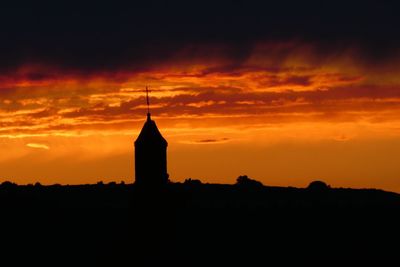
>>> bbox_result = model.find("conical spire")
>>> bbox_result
[135,118,167,146]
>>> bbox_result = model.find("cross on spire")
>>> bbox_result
[146,86,151,120]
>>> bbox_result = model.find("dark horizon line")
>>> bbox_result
[0,179,396,194]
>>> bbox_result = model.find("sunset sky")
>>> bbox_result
[1,1,400,191]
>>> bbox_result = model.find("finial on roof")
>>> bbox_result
[146,86,151,120]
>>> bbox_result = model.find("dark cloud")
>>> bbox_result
[28,108,57,119]
[0,1,399,72]
[194,138,230,143]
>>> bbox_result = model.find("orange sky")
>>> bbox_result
[1,43,400,192]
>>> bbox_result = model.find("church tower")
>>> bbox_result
[134,87,168,185]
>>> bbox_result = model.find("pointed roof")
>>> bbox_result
[135,113,167,146]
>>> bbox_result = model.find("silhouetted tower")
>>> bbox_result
[134,87,168,185]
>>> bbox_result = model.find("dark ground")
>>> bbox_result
[0,182,399,266]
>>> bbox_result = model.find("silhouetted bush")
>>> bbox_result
[235,175,263,188]
[307,180,330,191]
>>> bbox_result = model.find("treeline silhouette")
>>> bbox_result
[0,177,399,266]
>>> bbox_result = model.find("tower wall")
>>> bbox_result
[134,143,168,185]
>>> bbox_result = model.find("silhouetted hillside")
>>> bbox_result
[0,181,399,266]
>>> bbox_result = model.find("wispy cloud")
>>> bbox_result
[26,143,50,150]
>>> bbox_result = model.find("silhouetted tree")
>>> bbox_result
[307,180,330,191]
[184,178,202,186]
[0,181,17,189]
[235,175,263,188]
